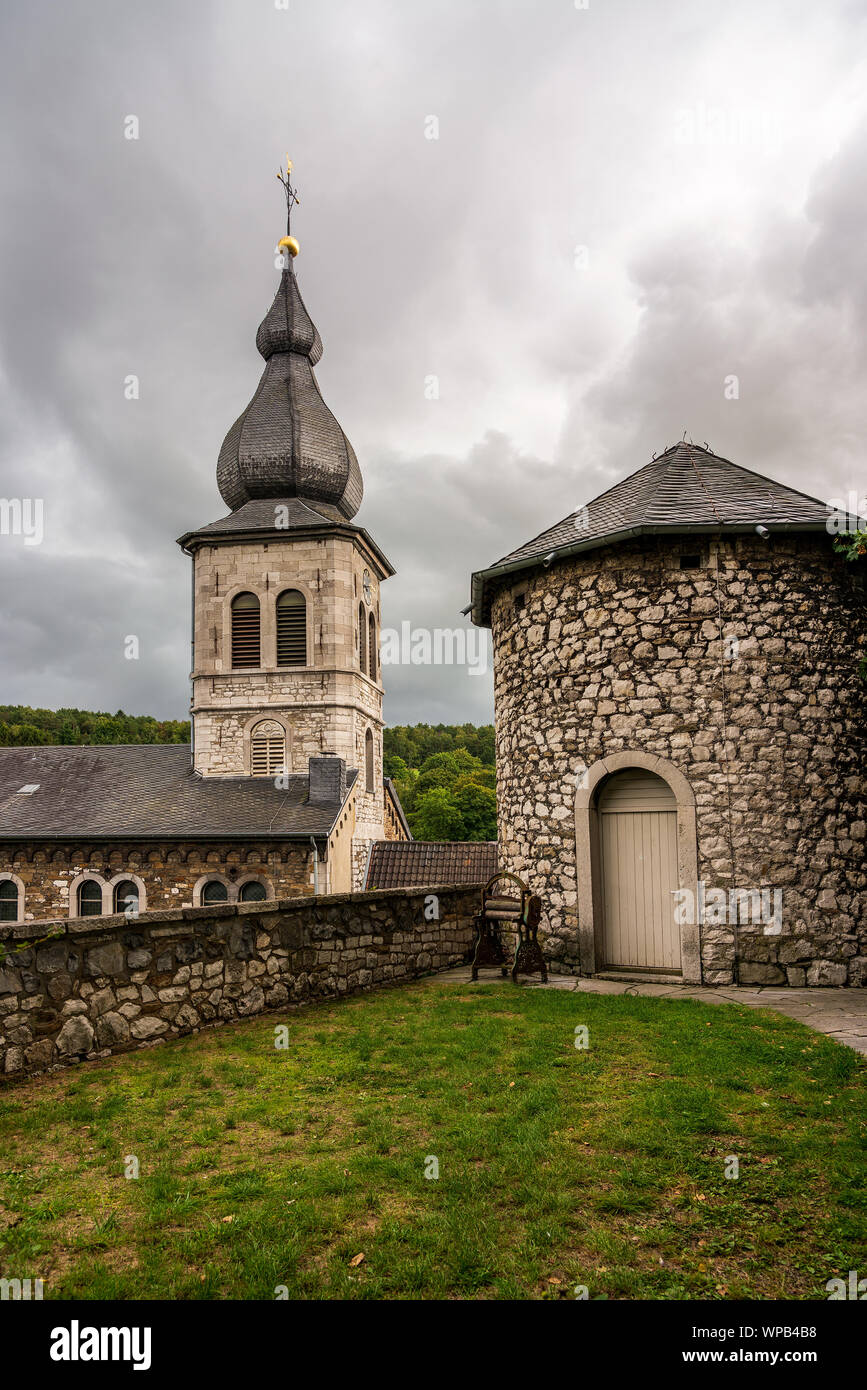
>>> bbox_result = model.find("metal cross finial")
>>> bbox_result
[276,154,301,235]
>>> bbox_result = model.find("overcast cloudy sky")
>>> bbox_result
[1,0,865,728]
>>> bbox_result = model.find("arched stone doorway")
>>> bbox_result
[598,770,679,971]
[575,752,701,983]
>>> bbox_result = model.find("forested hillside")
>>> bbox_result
[383,723,497,842]
[0,705,190,746]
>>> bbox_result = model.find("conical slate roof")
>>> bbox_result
[216,264,363,520]
[470,442,836,624]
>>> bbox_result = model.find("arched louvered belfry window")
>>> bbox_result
[0,879,19,922]
[251,719,287,777]
[365,727,374,792]
[231,592,260,668]
[78,879,103,917]
[368,612,377,681]
[276,589,307,666]
[358,604,367,674]
[113,880,139,915]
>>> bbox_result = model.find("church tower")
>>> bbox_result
[178,161,394,883]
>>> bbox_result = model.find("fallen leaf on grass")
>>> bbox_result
[349,1252,365,1268]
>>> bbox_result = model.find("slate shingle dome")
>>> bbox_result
[216,263,363,521]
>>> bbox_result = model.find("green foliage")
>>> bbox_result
[383,723,494,775]
[0,705,190,746]
[451,780,498,840]
[383,730,497,841]
[833,530,867,563]
[409,786,465,840]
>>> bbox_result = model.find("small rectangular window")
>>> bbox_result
[514,592,526,610]
[679,555,702,570]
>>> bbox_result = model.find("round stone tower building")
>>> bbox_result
[470,442,867,987]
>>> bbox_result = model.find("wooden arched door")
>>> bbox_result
[598,769,680,972]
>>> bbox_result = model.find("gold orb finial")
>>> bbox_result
[278,235,300,258]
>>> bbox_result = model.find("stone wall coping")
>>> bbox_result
[0,882,483,944]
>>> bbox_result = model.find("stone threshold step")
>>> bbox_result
[593,971,684,985]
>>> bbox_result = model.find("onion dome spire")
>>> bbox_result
[216,157,363,520]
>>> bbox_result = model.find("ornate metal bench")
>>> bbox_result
[471,871,547,984]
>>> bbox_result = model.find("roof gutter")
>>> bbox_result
[469,520,832,627]
[0,832,334,844]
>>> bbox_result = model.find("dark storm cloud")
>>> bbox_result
[1,0,865,724]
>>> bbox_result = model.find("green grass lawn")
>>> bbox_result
[0,978,864,1300]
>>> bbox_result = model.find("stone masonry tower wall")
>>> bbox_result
[189,528,387,866]
[490,533,867,986]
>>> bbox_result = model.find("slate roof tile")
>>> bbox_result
[0,745,354,840]
[470,442,842,623]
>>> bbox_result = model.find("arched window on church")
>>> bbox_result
[231,592,260,668]
[251,719,287,777]
[276,589,307,666]
[358,604,367,674]
[365,727,374,792]
[78,879,103,917]
[239,880,267,902]
[113,880,139,915]
[368,612,377,682]
[201,880,229,905]
[0,879,20,922]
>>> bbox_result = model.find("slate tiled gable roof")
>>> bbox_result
[365,840,497,890]
[0,745,354,840]
[470,442,838,624]
[185,497,336,537]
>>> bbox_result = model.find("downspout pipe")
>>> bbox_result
[313,838,321,895]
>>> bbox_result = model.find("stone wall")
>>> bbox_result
[0,884,478,1078]
[490,534,866,985]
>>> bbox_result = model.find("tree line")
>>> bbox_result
[0,705,190,746]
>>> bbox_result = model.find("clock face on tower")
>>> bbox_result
[362,569,372,605]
